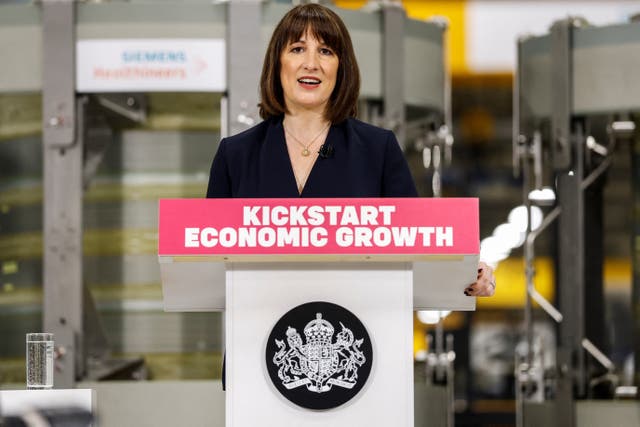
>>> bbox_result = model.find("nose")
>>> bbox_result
[302,51,319,70]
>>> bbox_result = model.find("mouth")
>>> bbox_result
[297,77,321,85]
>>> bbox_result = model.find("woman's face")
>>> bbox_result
[279,30,339,116]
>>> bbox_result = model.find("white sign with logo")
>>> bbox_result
[76,39,225,92]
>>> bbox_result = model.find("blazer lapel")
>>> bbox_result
[259,118,300,197]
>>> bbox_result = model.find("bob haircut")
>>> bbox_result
[259,4,360,124]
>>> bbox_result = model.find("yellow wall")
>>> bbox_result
[478,257,555,309]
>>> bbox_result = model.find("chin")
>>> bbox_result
[293,99,329,111]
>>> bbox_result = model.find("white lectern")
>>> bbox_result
[159,198,478,427]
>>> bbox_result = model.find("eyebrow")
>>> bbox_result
[291,39,329,48]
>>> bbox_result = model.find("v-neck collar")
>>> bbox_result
[267,118,334,197]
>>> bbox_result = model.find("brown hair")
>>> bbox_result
[259,4,360,124]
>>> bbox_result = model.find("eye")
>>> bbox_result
[319,47,334,56]
[290,45,304,53]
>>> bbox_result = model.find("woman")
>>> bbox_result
[207,3,495,296]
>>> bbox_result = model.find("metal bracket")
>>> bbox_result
[42,0,75,149]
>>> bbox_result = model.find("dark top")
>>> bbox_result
[206,117,418,198]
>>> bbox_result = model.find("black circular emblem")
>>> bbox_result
[265,301,373,410]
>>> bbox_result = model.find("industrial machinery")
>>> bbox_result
[0,1,452,424]
[513,15,640,427]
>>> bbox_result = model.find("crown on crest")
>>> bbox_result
[304,313,334,345]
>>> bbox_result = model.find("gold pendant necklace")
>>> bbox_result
[284,121,330,157]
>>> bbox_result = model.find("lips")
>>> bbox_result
[297,77,321,85]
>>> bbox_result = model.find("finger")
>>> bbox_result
[479,281,496,297]
[467,278,495,296]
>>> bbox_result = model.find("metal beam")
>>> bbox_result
[42,0,82,389]
[227,0,262,137]
[550,19,573,171]
[632,119,640,391]
[382,3,405,148]
[551,20,582,425]
[555,124,586,427]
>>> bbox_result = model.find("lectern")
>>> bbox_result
[159,198,478,426]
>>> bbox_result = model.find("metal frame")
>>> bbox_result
[550,20,573,170]
[515,15,640,427]
[382,3,405,148]
[227,0,262,137]
[554,133,584,426]
[633,123,640,390]
[42,0,82,389]
[41,2,149,387]
[29,0,450,390]
[518,21,640,119]
[551,20,582,427]
[1,2,444,110]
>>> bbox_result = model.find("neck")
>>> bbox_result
[283,110,330,137]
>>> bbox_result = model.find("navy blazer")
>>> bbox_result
[206,117,418,198]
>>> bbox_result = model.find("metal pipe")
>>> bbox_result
[525,206,563,325]
[610,120,636,134]
[515,360,526,427]
[446,333,455,427]
[575,123,587,398]
[581,121,619,191]
[529,286,563,323]
[526,206,562,247]
[580,154,613,191]
[432,145,442,198]
[512,38,523,178]
[632,121,640,393]
[95,96,145,123]
[435,313,445,382]
[514,40,525,427]
[533,131,543,190]
[523,152,534,370]
[581,338,614,372]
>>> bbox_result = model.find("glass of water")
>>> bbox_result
[26,333,54,390]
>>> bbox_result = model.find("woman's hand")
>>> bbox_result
[465,261,496,297]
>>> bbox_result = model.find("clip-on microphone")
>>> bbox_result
[318,144,334,159]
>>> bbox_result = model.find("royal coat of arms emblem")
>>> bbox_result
[273,313,366,393]
[266,301,373,410]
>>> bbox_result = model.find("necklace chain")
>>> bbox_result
[293,158,315,194]
[283,121,330,157]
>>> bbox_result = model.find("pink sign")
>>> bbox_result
[158,198,479,257]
